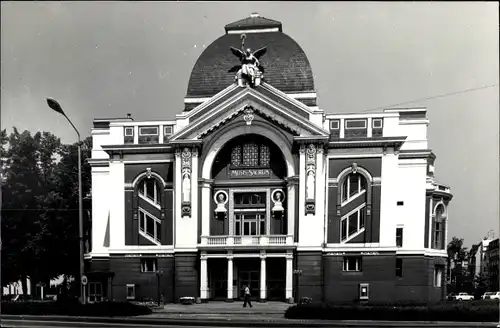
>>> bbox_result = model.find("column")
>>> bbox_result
[285,253,293,300]
[287,182,296,241]
[316,146,325,245]
[227,255,233,301]
[298,145,306,222]
[200,253,208,300]
[201,180,211,241]
[260,253,267,302]
[174,149,181,246]
[191,148,198,222]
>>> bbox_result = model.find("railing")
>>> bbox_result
[201,235,293,247]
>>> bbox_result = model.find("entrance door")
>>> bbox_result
[239,270,259,299]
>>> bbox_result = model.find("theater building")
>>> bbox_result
[86,13,453,304]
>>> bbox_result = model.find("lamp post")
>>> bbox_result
[293,269,302,302]
[156,270,163,305]
[46,98,85,304]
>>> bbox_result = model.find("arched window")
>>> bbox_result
[139,179,161,206]
[433,204,446,250]
[341,173,367,204]
[137,178,162,245]
[231,142,271,167]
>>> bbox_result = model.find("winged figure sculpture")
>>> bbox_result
[229,40,267,87]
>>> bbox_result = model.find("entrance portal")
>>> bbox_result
[238,270,259,300]
[207,257,287,301]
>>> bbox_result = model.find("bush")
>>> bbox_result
[179,296,195,305]
[299,297,313,305]
[2,301,153,317]
[284,301,498,322]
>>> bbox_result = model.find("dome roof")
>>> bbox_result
[185,14,315,100]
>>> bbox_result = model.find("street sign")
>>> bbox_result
[81,275,88,286]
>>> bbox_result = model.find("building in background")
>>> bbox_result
[485,238,498,291]
[85,13,453,304]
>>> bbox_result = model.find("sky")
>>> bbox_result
[1,2,499,248]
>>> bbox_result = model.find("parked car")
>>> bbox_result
[454,292,474,301]
[9,294,35,302]
[446,293,455,301]
[482,292,500,300]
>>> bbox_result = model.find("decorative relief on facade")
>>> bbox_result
[214,190,229,219]
[146,168,152,179]
[271,189,285,218]
[243,106,255,125]
[305,143,317,215]
[181,147,192,217]
[351,163,358,174]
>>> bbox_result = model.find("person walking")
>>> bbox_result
[243,285,253,308]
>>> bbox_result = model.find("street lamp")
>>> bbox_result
[46,98,85,304]
[156,270,163,305]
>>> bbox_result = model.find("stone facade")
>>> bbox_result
[86,13,452,304]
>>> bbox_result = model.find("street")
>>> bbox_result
[1,316,498,328]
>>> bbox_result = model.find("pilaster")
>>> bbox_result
[260,251,267,302]
[227,253,234,301]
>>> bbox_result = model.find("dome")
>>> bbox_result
[185,13,315,101]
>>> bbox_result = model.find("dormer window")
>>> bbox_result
[164,126,173,136]
[124,127,134,136]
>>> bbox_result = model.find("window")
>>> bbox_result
[343,257,362,272]
[139,179,160,206]
[341,205,366,242]
[231,142,271,167]
[434,267,443,287]
[330,120,340,130]
[433,205,446,249]
[397,201,404,206]
[396,228,403,247]
[372,119,383,129]
[234,213,266,236]
[260,145,270,167]
[345,119,367,129]
[139,209,161,244]
[396,258,403,277]
[124,127,134,136]
[88,282,103,303]
[234,192,266,206]
[341,174,367,204]
[139,126,159,136]
[141,258,158,272]
[242,143,259,166]
[126,284,136,300]
[164,126,173,135]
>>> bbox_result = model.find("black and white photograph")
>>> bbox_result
[0,2,498,327]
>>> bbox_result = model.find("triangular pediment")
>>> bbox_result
[170,83,329,142]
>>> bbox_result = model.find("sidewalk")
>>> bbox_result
[156,301,290,315]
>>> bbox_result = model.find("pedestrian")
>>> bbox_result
[243,284,252,308]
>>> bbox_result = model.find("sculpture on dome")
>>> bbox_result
[230,34,267,87]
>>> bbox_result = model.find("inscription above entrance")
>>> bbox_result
[230,168,271,178]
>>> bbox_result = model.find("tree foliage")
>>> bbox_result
[1,128,91,291]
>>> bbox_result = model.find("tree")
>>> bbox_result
[446,237,471,293]
[37,136,92,282]
[1,129,92,295]
[1,128,61,290]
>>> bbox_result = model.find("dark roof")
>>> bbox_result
[185,15,315,100]
[225,14,282,32]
